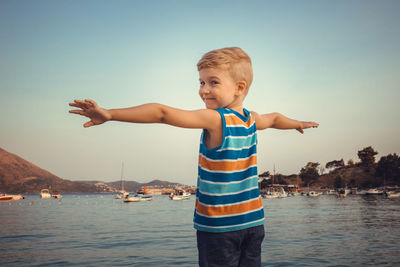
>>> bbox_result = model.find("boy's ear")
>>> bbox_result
[236,80,247,96]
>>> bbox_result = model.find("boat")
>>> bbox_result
[386,191,400,199]
[0,193,24,201]
[353,189,368,195]
[325,189,337,195]
[169,189,191,200]
[52,192,62,199]
[40,189,51,198]
[337,188,350,198]
[307,191,322,197]
[114,162,129,199]
[365,188,384,195]
[262,187,287,199]
[123,193,154,202]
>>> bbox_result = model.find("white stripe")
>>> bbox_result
[226,122,255,129]
[195,206,264,219]
[197,196,261,208]
[198,186,259,196]
[194,217,265,230]
[199,175,258,185]
[199,164,257,174]
[217,143,256,152]
[226,132,256,139]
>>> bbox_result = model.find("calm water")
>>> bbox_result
[1,194,399,266]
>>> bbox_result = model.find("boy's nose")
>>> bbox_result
[200,86,210,94]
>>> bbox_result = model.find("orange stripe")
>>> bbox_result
[225,115,254,127]
[196,197,263,216]
[199,154,257,171]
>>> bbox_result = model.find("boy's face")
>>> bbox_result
[198,68,241,110]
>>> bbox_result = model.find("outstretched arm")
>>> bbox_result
[69,99,220,130]
[250,111,319,133]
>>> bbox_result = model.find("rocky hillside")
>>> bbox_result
[0,147,189,193]
[0,147,100,193]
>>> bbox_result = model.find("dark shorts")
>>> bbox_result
[197,225,265,267]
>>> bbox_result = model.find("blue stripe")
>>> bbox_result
[194,209,264,227]
[194,219,265,233]
[199,177,259,195]
[198,166,258,183]
[226,124,256,136]
[197,187,261,205]
[221,134,257,150]
[200,143,257,160]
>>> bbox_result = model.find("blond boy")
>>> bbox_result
[69,47,318,266]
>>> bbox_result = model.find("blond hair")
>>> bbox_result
[197,47,253,90]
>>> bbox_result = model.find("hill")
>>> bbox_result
[0,147,189,193]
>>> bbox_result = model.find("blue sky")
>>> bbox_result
[1,0,399,185]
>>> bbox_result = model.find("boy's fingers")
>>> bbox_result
[69,102,81,108]
[84,121,94,128]
[85,99,97,108]
[69,109,87,116]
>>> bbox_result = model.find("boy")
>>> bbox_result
[69,47,318,266]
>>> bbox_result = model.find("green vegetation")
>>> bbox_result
[260,146,400,189]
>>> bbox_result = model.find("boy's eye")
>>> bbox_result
[211,80,219,85]
[200,81,205,86]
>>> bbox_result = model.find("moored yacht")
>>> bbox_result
[123,193,154,202]
[169,189,191,200]
[365,188,384,195]
[0,193,24,201]
[40,189,51,198]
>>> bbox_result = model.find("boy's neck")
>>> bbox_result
[225,104,245,116]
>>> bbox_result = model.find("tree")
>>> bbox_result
[347,159,354,166]
[325,159,345,170]
[333,175,344,188]
[357,146,378,166]
[258,171,270,178]
[376,153,400,183]
[299,162,320,186]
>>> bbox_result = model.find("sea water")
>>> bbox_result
[1,194,399,266]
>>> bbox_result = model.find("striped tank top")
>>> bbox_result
[194,108,265,233]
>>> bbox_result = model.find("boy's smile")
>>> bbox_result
[198,68,243,112]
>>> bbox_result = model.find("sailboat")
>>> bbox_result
[114,162,129,199]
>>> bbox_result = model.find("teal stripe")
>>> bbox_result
[194,219,265,233]
[199,177,258,195]
[221,134,257,149]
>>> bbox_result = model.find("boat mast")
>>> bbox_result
[273,164,276,184]
[121,162,125,191]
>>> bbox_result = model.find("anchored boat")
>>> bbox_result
[169,189,191,200]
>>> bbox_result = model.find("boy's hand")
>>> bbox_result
[69,99,112,128]
[296,121,319,134]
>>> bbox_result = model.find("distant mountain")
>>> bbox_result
[0,147,191,194]
[0,147,99,193]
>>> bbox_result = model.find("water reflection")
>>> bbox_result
[1,194,400,266]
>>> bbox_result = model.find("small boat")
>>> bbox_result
[40,189,51,198]
[169,189,191,200]
[262,191,279,199]
[123,193,154,202]
[307,191,322,197]
[365,188,384,195]
[354,189,368,195]
[386,191,400,199]
[114,190,129,199]
[52,192,62,199]
[262,187,287,199]
[326,189,337,195]
[114,162,129,199]
[337,188,350,198]
[0,193,24,201]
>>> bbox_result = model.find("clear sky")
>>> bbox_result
[1,0,399,185]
